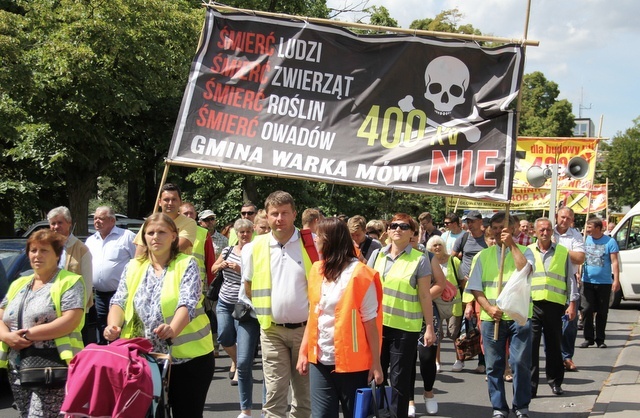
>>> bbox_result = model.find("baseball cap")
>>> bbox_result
[463,210,483,221]
[198,209,216,221]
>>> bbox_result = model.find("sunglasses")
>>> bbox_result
[241,211,256,216]
[203,217,216,222]
[389,223,411,231]
[443,221,451,225]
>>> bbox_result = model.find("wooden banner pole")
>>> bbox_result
[494,201,511,339]
[206,3,539,46]
[153,161,172,215]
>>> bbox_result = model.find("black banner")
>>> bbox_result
[168,9,525,200]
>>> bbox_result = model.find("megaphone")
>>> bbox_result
[526,165,552,188]
[565,156,589,179]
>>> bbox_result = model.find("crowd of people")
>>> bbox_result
[0,185,621,418]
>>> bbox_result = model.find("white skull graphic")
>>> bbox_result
[424,56,470,116]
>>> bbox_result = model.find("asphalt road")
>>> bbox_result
[1,301,638,417]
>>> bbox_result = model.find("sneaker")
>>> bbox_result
[436,362,441,373]
[408,403,416,418]
[580,340,594,348]
[474,364,486,374]
[424,396,438,415]
[452,360,464,372]
[237,414,251,418]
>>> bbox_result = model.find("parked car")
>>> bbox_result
[0,238,31,300]
[610,201,640,307]
[22,216,144,238]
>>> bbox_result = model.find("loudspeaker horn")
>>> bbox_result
[526,165,552,188]
[565,156,589,179]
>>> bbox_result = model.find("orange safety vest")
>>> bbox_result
[306,261,382,373]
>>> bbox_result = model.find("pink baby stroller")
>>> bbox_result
[61,337,171,418]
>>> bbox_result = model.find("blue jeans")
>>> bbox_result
[216,300,238,347]
[237,316,260,411]
[309,362,368,418]
[481,319,532,416]
[561,312,578,360]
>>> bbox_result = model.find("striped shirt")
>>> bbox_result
[218,246,243,304]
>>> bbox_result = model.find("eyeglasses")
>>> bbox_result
[241,211,256,216]
[389,223,411,231]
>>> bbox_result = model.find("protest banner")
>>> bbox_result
[167,8,526,201]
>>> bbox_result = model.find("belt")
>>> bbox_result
[272,321,307,329]
[95,290,116,296]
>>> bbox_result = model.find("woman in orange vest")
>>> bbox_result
[297,217,383,418]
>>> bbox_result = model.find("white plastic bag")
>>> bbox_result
[496,265,532,326]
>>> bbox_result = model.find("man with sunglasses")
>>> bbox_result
[441,213,464,253]
[229,202,259,245]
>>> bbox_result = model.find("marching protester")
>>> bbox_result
[554,207,586,372]
[466,212,535,418]
[105,213,214,418]
[427,235,464,372]
[211,219,254,387]
[242,191,316,418]
[0,230,85,417]
[529,217,578,398]
[134,183,197,256]
[296,217,383,418]
[368,213,436,418]
[580,217,620,349]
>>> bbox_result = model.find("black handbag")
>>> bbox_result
[19,347,68,388]
[206,247,231,301]
[367,381,396,418]
[17,279,68,388]
[231,302,252,322]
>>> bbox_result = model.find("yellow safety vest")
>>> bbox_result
[0,270,85,368]
[250,233,312,330]
[122,254,213,359]
[192,226,208,284]
[476,245,533,322]
[373,248,424,332]
[528,243,569,306]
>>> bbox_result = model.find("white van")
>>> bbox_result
[609,200,640,307]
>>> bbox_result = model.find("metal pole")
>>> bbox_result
[549,164,559,222]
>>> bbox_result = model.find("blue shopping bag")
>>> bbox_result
[353,381,395,418]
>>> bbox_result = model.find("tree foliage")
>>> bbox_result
[1,0,203,234]
[518,71,575,137]
[603,117,640,207]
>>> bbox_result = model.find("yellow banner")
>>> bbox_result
[513,137,599,191]
[447,184,607,214]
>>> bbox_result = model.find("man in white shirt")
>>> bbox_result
[85,206,136,344]
[553,207,586,372]
[242,191,314,418]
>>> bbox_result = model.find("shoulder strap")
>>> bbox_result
[299,229,320,263]
[459,231,470,255]
[449,256,460,285]
[360,236,373,258]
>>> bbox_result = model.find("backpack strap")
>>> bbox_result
[359,236,373,259]
[299,229,320,263]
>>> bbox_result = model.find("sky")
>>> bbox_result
[326,0,640,139]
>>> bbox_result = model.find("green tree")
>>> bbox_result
[518,71,575,137]
[1,0,203,234]
[603,117,640,207]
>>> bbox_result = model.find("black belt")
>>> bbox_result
[273,321,307,329]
